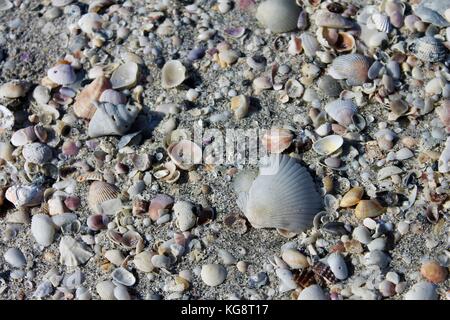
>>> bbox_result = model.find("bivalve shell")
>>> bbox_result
[31,214,56,247]
[96,280,116,300]
[0,80,27,99]
[371,13,392,32]
[325,99,357,127]
[161,60,186,89]
[354,199,386,219]
[409,36,447,63]
[255,0,301,33]
[200,264,227,286]
[404,281,438,300]
[261,128,293,154]
[47,63,76,86]
[329,54,371,86]
[327,252,348,280]
[73,76,111,119]
[6,185,43,208]
[4,248,26,268]
[313,135,344,156]
[420,261,448,284]
[167,140,202,170]
[298,285,328,300]
[281,249,309,269]
[340,187,364,207]
[59,236,93,267]
[111,267,136,286]
[88,102,139,138]
[87,181,120,214]
[173,200,197,232]
[110,62,139,90]
[22,143,52,164]
[316,11,353,29]
[148,194,174,221]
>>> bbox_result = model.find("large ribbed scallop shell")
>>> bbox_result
[409,36,447,63]
[88,102,139,138]
[88,181,120,214]
[328,54,371,86]
[325,99,357,127]
[235,154,323,233]
[256,0,301,33]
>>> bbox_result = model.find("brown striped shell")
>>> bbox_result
[87,181,120,214]
[329,54,371,86]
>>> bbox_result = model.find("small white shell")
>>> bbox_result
[47,64,76,85]
[298,285,328,300]
[167,140,202,170]
[200,264,227,286]
[104,249,125,266]
[4,248,26,268]
[377,165,403,180]
[6,184,43,208]
[78,12,102,34]
[352,225,372,244]
[404,281,438,300]
[88,102,139,138]
[59,236,93,267]
[161,60,186,89]
[31,214,56,247]
[0,80,27,99]
[133,251,155,273]
[0,105,14,131]
[327,252,348,280]
[96,280,116,300]
[22,143,52,164]
[110,62,139,90]
[111,267,136,286]
[313,135,344,156]
[173,200,197,231]
[256,0,301,33]
[325,99,357,127]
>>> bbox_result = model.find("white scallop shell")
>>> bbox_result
[161,60,186,89]
[6,184,44,208]
[31,214,56,247]
[0,105,14,130]
[256,0,301,33]
[88,102,139,138]
[371,13,392,33]
[235,154,323,233]
[47,64,76,85]
[111,267,136,286]
[22,142,53,164]
[325,99,357,127]
[59,236,93,267]
[110,62,139,90]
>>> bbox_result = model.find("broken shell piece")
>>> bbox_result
[47,63,76,86]
[313,135,344,156]
[285,79,304,98]
[99,89,127,105]
[88,102,139,138]
[6,185,43,208]
[161,60,186,89]
[148,194,174,221]
[0,105,14,131]
[87,181,120,214]
[230,95,250,119]
[377,166,403,180]
[167,140,202,170]
[73,76,111,119]
[261,128,294,154]
[59,236,93,267]
[173,200,197,231]
[110,62,139,90]
[316,10,353,29]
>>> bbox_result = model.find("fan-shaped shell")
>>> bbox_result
[47,63,76,85]
[371,13,392,33]
[409,36,447,63]
[414,0,450,27]
[261,128,294,154]
[73,76,112,119]
[161,60,186,89]
[255,0,301,33]
[329,54,371,86]
[88,102,139,138]
[59,236,93,267]
[167,140,202,170]
[0,104,14,131]
[299,32,319,57]
[235,154,323,233]
[315,11,353,29]
[325,99,357,127]
[87,181,120,214]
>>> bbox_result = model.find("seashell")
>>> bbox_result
[325,99,357,127]
[110,62,139,90]
[114,285,130,300]
[111,267,136,287]
[389,99,408,119]
[288,35,302,55]
[187,47,206,61]
[313,135,344,156]
[217,50,240,68]
[87,214,108,231]
[285,79,304,98]
[420,260,448,284]
[78,12,102,34]
[230,95,250,119]
[414,0,450,27]
[133,251,155,273]
[0,0,13,11]
[59,236,93,267]
[0,141,13,161]
[73,76,111,119]
[298,285,328,300]
[104,249,125,266]
[354,199,386,219]
[75,287,91,300]
[332,32,355,53]
[255,0,301,33]
[340,187,364,207]
[0,80,27,99]
[88,102,139,138]
[148,194,174,221]
[409,36,448,63]
[22,143,52,164]
[200,264,227,286]
[299,32,319,57]
[253,76,272,94]
[377,165,403,180]
[47,63,76,86]
[375,129,396,150]
[234,154,323,233]
[167,140,202,171]
[31,214,56,246]
[99,89,127,105]
[352,225,372,244]
[438,137,450,173]
[0,105,14,131]
[404,281,438,300]
[6,185,43,208]
[10,127,36,146]
[87,181,120,214]
[4,248,26,268]
[261,128,293,154]
[96,280,116,300]
[329,54,371,86]
[317,76,342,97]
[161,60,186,89]
[327,252,348,280]
[173,200,197,232]
[395,148,413,161]
[371,13,392,33]
[281,249,309,269]
[315,11,353,29]
[246,55,266,71]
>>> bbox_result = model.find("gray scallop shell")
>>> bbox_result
[409,36,448,63]
[414,0,450,27]
[88,102,139,138]
[371,13,392,33]
[300,32,320,57]
[329,54,371,86]
[234,154,323,233]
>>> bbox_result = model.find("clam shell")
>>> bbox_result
[6,185,43,208]
[261,128,294,154]
[78,12,102,34]
[87,214,108,231]
[299,32,319,57]
[99,89,127,105]
[111,267,136,286]
[329,54,371,86]
[313,135,344,156]
[0,105,14,131]
[96,280,116,300]
[73,76,111,119]
[88,102,139,138]
[113,285,130,300]
[255,0,301,33]
[173,200,197,231]
[200,264,227,286]
[236,154,323,233]
[87,181,120,214]
[0,80,27,99]
[161,60,186,89]
[298,285,328,300]
[371,13,392,32]
[404,281,438,300]
[409,36,447,63]
[325,99,357,127]
[414,0,450,27]
[377,165,403,180]
[110,62,139,90]
[59,236,93,267]
[105,249,125,266]
[315,11,353,29]
[167,140,202,170]
[22,143,52,164]
[327,252,348,280]
[31,214,56,247]
[333,32,355,53]
[4,248,26,268]
[281,249,309,269]
[133,251,155,273]
[230,95,250,119]
[11,127,36,146]
[340,187,364,207]
[47,63,76,85]
[148,194,174,221]
[354,199,386,219]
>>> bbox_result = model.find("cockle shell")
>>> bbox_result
[88,102,139,138]
[409,36,448,63]
[161,60,186,89]
[313,135,344,156]
[329,54,371,86]
[371,13,392,33]
[299,32,319,57]
[234,154,323,233]
[87,181,120,214]
[22,143,53,164]
[261,128,294,154]
[315,11,353,29]
[414,0,450,27]
[110,62,139,90]
[167,140,202,170]
[325,99,357,127]
[6,185,43,208]
[73,76,111,119]
[47,63,76,85]
[255,0,301,33]
[31,214,55,246]
[354,199,386,219]
[0,80,27,99]
[0,105,14,131]
[59,236,93,267]
[340,187,364,207]
[148,194,174,221]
